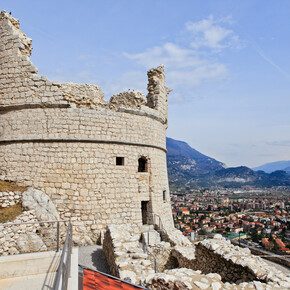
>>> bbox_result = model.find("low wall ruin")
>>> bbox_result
[103,226,290,289]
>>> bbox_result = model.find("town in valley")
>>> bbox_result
[171,186,290,255]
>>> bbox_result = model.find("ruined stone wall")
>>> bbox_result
[0,11,174,243]
[0,191,22,208]
[104,226,290,289]
[0,187,66,256]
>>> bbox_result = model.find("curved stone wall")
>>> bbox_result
[0,141,172,243]
[0,107,166,148]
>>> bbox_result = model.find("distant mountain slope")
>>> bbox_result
[166,138,225,182]
[197,167,290,188]
[253,160,290,173]
[167,137,290,188]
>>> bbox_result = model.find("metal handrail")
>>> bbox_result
[1,219,69,226]
[54,221,72,290]
[152,213,167,236]
[140,234,159,273]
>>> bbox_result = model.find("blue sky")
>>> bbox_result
[2,0,290,167]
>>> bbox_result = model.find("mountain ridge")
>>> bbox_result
[252,160,290,173]
[166,137,290,188]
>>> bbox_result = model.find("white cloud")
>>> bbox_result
[47,16,239,103]
[186,15,239,50]
[123,17,238,96]
[124,43,204,69]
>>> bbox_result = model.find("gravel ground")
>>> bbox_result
[78,245,110,274]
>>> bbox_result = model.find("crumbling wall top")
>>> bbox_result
[0,10,169,125]
[109,90,146,110]
[0,10,33,57]
[61,83,106,109]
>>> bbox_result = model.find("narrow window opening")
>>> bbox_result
[116,157,124,166]
[141,201,149,225]
[138,157,147,172]
[163,190,166,201]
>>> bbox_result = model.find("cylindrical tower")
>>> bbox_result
[0,11,174,244]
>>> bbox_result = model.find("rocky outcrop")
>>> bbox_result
[22,187,60,221]
[0,187,63,255]
[16,233,47,253]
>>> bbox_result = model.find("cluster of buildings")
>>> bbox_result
[171,189,290,254]
[262,237,290,253]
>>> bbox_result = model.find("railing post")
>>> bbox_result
[68,222,72,277]
[147,231,149,245]
[57,221,60,252]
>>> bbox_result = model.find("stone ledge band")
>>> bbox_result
[0,104,167,124]
[0,138,167,153]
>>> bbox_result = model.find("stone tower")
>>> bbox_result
[0,11,174,244]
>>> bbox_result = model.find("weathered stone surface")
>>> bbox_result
[16,233,47,253]
[103,224,155,284]
[0,209,39,255]
[0,191,22,207]
[194,237,290,288]
[145,268,226,290]
[22,188,60,221]
[110,90,146,109]
[61,82,106,109]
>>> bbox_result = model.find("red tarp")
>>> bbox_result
[83,268,143,290]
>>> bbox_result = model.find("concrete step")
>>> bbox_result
[0,272,57,290]
[0,248,78,290]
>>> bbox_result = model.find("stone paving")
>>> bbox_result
[78,245,110,274]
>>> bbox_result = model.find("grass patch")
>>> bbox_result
[0,180,27,192]
[0,203,23,223]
